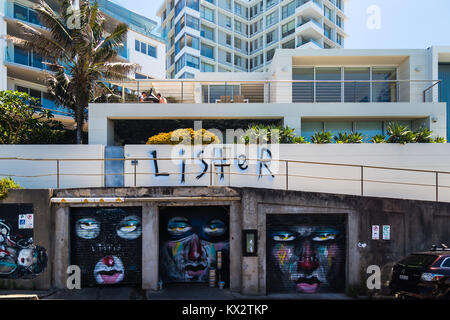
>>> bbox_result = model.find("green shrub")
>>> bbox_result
[371,134,387,144]
[0,178,21,200]
[311,131,333,144]
[386,122,415,144]
[433,136,447,143]
[241,125,300,144]
[292,136,309,144]
[348,132,364,144]
[414,127,433,143]
[334,132,349,144]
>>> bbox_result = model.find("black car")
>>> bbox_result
[389,245,450,298]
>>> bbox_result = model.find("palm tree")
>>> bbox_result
[7,0,139,144]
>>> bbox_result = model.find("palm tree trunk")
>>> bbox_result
[76,111,83,144]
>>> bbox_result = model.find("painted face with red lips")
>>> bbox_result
[94,255,124,284]
[269,227,344,294]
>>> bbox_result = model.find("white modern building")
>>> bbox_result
[88,47,448,145]
[0,0,166,126]
[157,0,347,79]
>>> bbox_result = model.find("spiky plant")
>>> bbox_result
[311,131,333,144]
[7,0,139,143]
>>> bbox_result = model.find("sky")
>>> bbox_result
[113,0,450,49]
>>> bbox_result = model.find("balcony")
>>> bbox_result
[296,38,322,48]
[5,45,50,71]
[4,1,44,27]
[92,79,442,104]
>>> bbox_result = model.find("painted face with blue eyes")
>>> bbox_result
[116,216,142,240]
[75,218,100,239]
[160,208,230,283]
[268,226,345,294]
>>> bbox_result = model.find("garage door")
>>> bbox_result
[267,214,346,293]
[70,207,142,287]
[159,206,230,285]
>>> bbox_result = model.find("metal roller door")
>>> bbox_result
[267,214,346,293]
[70,207,142,287]
[159,206,230,286]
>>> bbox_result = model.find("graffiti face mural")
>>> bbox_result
[70,207,142,286]
[267,219,345,293]
[0,204,47,279]
[160,206,229,284]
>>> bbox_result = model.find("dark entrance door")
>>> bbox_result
[159,206,230,286]
[267,214,346,293]
[70,207,142,287]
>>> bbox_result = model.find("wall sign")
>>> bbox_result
[18,214,34,229]
[372,225,380,240]
[242,230,258,257]
[382,225,391,240]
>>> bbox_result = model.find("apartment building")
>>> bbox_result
[157,0,347,79]
[88,47,448,145]
[0,0,166,125]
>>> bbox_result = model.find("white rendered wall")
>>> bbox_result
[0,145,105,189]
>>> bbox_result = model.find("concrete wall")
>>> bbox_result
[1,186,449,295]
[0,189,52,290]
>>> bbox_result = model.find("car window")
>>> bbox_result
[442,257,450,268]
[399,254,438,268]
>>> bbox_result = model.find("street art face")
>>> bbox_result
[0,205,47,279]
[268,225,345,293]
[71,207,142,286]
[160,206,229,283]
[94,255,125,284]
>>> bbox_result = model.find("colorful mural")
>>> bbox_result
[0,204,47,279]
[70,207,142,286]
[267,218,345,293]
[159,206,230,285]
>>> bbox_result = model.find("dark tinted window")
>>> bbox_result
[399,254,438,268]
[442,257,450,268]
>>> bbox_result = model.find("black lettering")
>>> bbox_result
[237,154,248,170]
[196,150,208,180]
[259,148,274,178]
[150,150,169,177]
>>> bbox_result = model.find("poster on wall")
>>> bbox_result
[267,215,346,294]
[0,204,47,279]
[159,206,230,286]
[70,207,142,287]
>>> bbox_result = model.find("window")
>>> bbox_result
[186,54,200,69]
[180,72,195,79]
[234,55,241,67]
[234,20,242,33]
[293,67,314,102]
[324,25,332,39]
[266,48,275,62]
[175,15,185,36]
[186,0,199,11]
[336,15,342,28]
[175,0,185,17]
[175,35,185,55]
[442,258,450,268]
[225,0,231,10]
[372,67,398,102]
[201,43,214,59]
[324,6,333,21]
[135,40,140,51]
[281,1,295,19]
[316,67,342,102]
[140,42,147,54]
[201,62,215,72]
[336,0,342,10]
[175,54,185,74]
[226,34,231,46]
[225,16,231,28]
[344,67,370,102]
[186,34,199,49]
[186,14,199,30]
[282,39,295,49]
[200,6,214,22]
[201,25,215,41]
[282,20,295,38]
[266,11,276,27]
[235,3,242,15]
[226,51,232,63]
[234,37,241,49]
[266,30,274,44]
[337,33,342,45]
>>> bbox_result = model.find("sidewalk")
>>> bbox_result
[0,284,354,300]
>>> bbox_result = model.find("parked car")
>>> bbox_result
[389,244,450,299]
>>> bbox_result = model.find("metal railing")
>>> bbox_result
[92,79,442,104]
[1,156,449,203]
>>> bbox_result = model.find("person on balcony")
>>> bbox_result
[157,93,168,104]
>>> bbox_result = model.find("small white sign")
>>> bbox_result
[382,225,391,240]
[372,225,380,240]
[18,214,33,229]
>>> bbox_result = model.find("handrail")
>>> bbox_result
[1,156,449,202]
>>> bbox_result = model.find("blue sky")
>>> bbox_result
[114,0,450,49]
